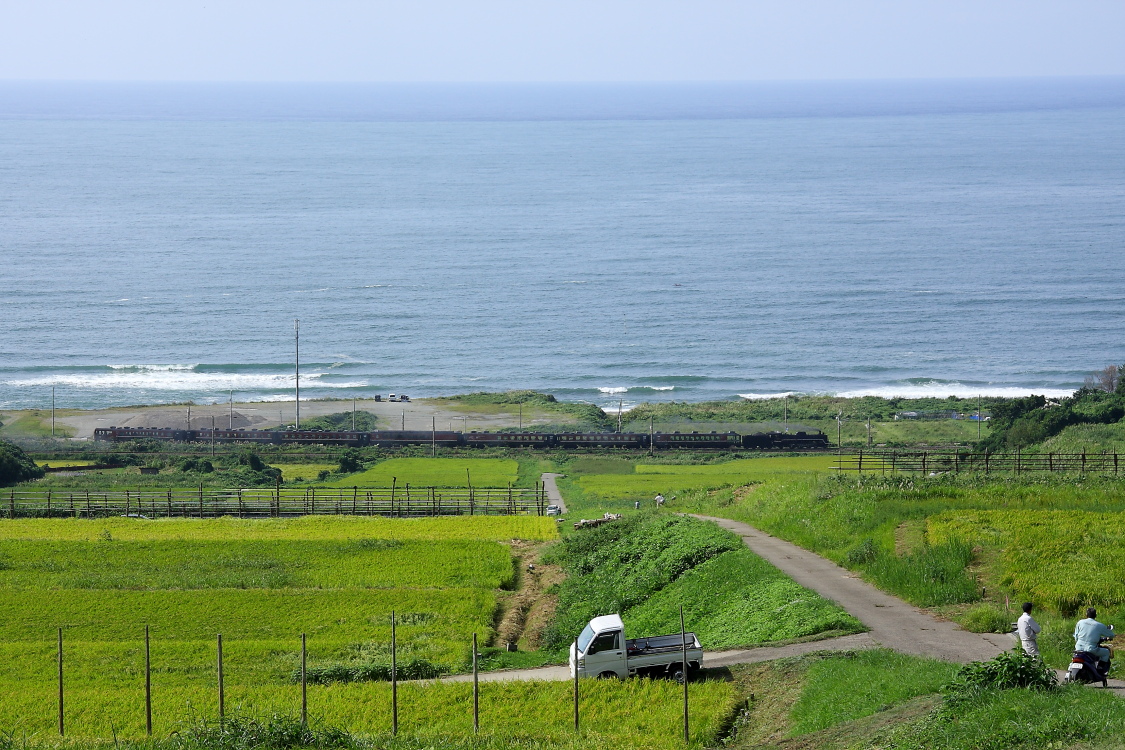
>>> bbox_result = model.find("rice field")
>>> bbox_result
[327,458,520,488]
[0,516,565,741]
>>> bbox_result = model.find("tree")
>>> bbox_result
[0,440,44,486]
[1084,364,1121,394]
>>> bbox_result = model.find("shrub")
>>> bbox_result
[337,449,362,474]
[944,647,1056,704]
[0,440,43,486]
[170,712,355,750]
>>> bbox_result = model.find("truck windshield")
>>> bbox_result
[577,624,595,654]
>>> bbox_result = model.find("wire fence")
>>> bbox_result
[833,450,1122,475]
[1,484,549,519]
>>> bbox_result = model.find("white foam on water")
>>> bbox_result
[6,368,367,392]
[598,387,629,394]
[741,385,1076,400]
[739,392,801,400]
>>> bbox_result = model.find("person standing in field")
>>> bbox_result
[1017,602,1041,657]
[654,494,665,507]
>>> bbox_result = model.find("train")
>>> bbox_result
[93,426,831,451]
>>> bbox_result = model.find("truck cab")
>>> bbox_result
[570,614,702,681]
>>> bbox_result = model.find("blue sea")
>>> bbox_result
[2,79,1124,411]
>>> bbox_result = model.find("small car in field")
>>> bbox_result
[546,504,562,516]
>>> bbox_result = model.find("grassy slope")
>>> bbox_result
[543,514,861,651]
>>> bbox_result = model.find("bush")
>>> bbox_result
[337,449,362,474]
[299,656,446,684]
[170,712,355,750]
[0,440,43,486]
[959,604,1014,634]
[944,647,1056,704]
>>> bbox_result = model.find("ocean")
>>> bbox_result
[2,79,1124,411]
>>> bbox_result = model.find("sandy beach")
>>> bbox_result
[0,398,574,442]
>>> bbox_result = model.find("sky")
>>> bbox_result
[1,1,1123,83]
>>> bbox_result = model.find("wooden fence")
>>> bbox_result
[833,450,1122,475]
[1,484,548,519]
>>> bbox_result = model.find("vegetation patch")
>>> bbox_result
[326,458,519,488]
[542,513,859,651]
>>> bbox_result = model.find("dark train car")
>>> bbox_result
[554,432,645,449]
[741,430,831,450]
[651,431,740,450]
[370,430,461,447]
[464,432,555,449]
[770,430,831,450]
[94,426,189,442]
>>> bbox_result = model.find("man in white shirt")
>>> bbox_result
[1017,602,1041,657]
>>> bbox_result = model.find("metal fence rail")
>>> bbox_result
[833,450,1122,475]
[1,485,548,519]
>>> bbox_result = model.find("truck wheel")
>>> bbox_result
[598,671,618,680]
[670,667,686,684]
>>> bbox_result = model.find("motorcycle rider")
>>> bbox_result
[1074,607,1114,665]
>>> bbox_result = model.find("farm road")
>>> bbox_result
[440,514,1123,689]
[541,473,566,514]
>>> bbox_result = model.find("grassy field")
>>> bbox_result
[327,458,520,488]
[564,455,837,515]
[723,649,1125,750]
[542,513,862,651]
[277,463,337,481]
[0,516,561,741]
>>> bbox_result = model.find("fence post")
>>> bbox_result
[472,632,479,733]
[47,490,52,517]
[199,484,204,518]
[353,487,358,515]
[217,633,225,724]
[300,634,307,726]
[390,478,397,519]
[573,639,579,732]
[145,625,152,736]
[681,605,689,744]
[126,489,131,518]
[58,628,64,736]
[391,611,398,736]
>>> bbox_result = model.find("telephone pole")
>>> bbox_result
[294,319,300,429]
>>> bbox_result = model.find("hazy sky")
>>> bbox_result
[2,1,1123,82]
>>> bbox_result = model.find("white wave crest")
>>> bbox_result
[7,369,366,392]
[598,387,629,394]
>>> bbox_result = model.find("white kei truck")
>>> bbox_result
[569,614,703,681]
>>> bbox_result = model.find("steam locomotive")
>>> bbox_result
[93,426,830,451]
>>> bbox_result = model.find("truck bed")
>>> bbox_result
[626,633,700,657]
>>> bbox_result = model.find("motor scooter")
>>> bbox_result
[1064,626,1114,687]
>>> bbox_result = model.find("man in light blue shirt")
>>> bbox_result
[1074,607,1114,663]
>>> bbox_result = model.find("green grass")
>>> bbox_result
[1038,420,1125,453]
[0,412,75,438]
[327,459,520,488]
[277,463,337,481]
[0,677,738,747]
[0,539,514,590]
[0,516,565,741]
[625,548,863,647]
[0,515,557,542]
[543,513,861,651]
[787,650,958,736]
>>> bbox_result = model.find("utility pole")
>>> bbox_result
[783,395,788,433]
[977,395,981,440]
[187,405,191,431]
[51,386,56,438]
[837,410,842,455]
[867,417,872,447]
[211,416,216,457]
[229,390,234,430]
[519,403,523,430]
[402,411,405,430]
[294,319,300,429]
[352,398,356,431]
[617,400,623,433]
